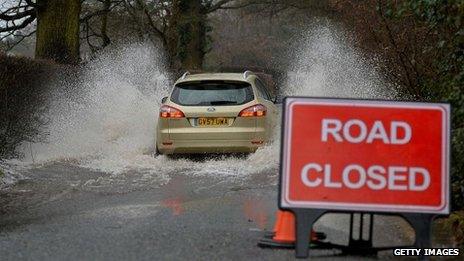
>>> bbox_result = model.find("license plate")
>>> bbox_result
[198,117,228,126]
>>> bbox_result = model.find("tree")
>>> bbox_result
[166,0,206,69]
[118,0,213,69]
[35,0,81,64]
[329,0,464,212]
[112,0,301,69]
[80,0,119,54]
[1,0,82,64]
[1,0,316,68]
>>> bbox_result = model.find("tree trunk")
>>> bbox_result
[168,0,206,70]
[101,0,111,48]
[35,0,81,64]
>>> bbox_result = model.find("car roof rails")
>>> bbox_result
[181,71,190,79]
[243,70,254,79]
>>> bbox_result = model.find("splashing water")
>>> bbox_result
[3,25,396,187]
[21,44,168,172]
[284,25,395,99]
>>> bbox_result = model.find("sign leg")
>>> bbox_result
[294,209,326,258]
[401,213,435,260]
[402,214,434,248]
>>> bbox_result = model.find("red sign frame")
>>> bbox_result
[279,97,450,214]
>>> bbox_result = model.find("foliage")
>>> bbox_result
[389,0,464,211]
[331,0,463,211]
[441,211,464,247]
[0,54,57,158]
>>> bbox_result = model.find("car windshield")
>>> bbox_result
[170,81,254,106]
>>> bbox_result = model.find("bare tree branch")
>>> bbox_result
[207,0,235,13]
[0,8,35,21]
[206,0,312,13]
[0,0,37,36]
[0,13,36,33]
[0,31,15,42]
[80,0,123,22]
[80,9,110,22]
[134,0,166,45]
[24,0,38,8]
[0,5,31,16]
[3,30,36,51]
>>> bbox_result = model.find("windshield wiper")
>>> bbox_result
[209,100,238,105]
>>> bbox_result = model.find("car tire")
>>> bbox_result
[154,145,161,157]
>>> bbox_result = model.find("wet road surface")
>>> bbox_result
[0,162,415,260]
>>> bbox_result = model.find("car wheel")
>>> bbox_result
[154,145,161,157]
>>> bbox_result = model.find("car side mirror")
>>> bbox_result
[161,96,168,103]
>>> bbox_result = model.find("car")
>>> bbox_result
[155,70,279,155]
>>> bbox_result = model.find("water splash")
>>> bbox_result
[19,43,167,171]
[284,24,396,99]
[3,24,396,187]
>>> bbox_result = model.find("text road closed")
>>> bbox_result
[280,98,450,214]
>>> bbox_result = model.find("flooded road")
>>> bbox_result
[0,162,414,260]
[0,25,410,260]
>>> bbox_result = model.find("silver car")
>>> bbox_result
[156,71,278,154]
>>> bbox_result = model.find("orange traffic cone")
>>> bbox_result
[272,210,284,233]
[272,210,296,242]
[258,210,325,248]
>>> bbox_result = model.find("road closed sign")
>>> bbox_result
[280,97,450,214]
